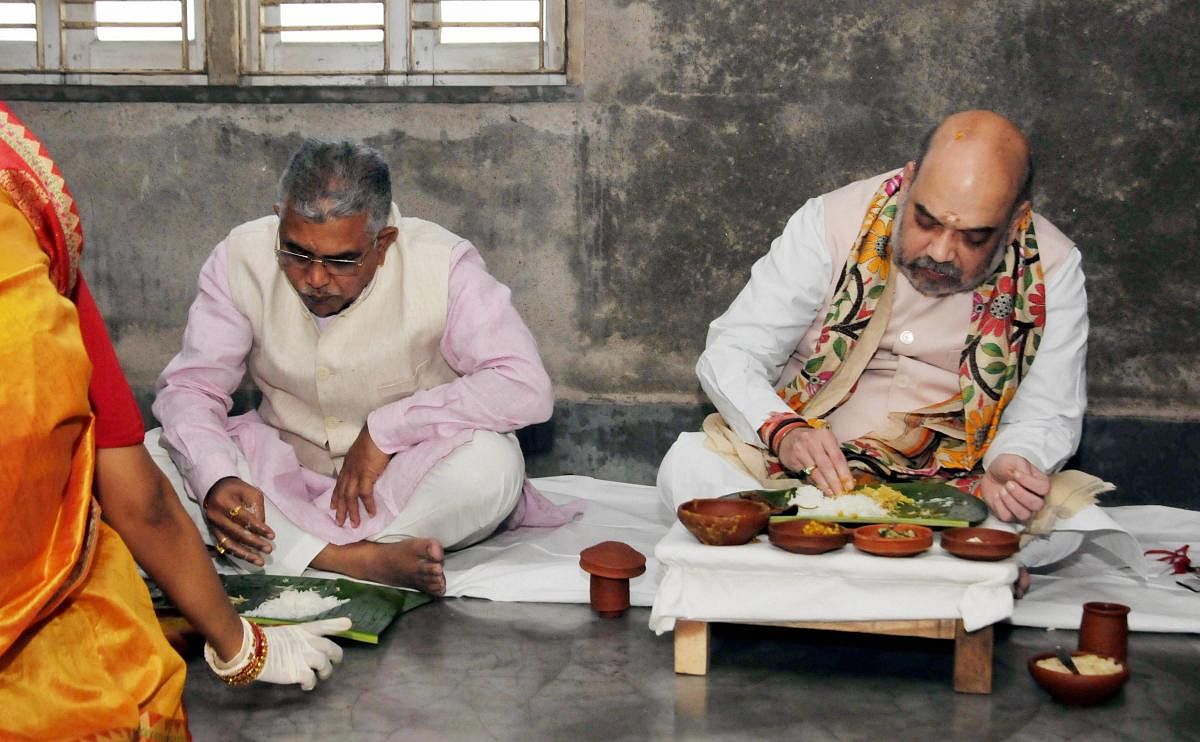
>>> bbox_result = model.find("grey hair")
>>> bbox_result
[276,139,392,235]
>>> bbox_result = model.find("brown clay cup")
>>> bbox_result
[677,498,770,546]
[1078,601,1131,663]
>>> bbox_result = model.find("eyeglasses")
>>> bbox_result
[275,235,376,277]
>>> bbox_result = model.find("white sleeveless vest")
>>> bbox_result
[226,204,461,475]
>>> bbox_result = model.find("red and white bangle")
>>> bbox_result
[204,617,269,687]
[758,412,827,456]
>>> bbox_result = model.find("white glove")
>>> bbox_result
[259,618,352,690]
[206,617,351,691]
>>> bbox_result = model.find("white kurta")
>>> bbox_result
[696,170,1089,474]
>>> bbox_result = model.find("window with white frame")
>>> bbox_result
[0,0,567,85]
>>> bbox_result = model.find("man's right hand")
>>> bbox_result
[204,477,276,565]
[777,427,855,496]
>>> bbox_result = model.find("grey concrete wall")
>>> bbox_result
[6,0,1198,489]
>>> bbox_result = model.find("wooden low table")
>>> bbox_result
[649,523,1016,694]
[673,617,994,693]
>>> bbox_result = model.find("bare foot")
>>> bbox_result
[1012,567,1032,599]
[312,538,446,595]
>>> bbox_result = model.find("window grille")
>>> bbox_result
[0,0,203,79]
[0,0,567,85]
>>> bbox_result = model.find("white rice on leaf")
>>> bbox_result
[787,484,912,518]
[243,588,349,620]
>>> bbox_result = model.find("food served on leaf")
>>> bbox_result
[242,587,349,620]
[788,484,912,519]
[782,481,981,525]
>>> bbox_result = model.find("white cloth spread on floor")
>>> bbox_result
[443,476,669,605]
[168,469,1198,634]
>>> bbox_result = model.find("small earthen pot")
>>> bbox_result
[767,519,850,555]
[852,523,934,557]
[940,527,1020,561]
[677,498,770,546]
[1028,650,1129,705]
[579,541,647,618]
[1078,601,1131,663]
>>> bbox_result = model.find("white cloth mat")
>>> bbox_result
[1013,505,1200,632]
[443,475,672,606]
[170,469,1198,634]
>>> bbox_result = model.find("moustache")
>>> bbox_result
[905,255,960,281]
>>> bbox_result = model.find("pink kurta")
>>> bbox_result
[155,237,580,545]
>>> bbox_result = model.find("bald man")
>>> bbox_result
[658,111,1090,583]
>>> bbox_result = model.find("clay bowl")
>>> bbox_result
[768,519,850,555]
[853,523,934,557]
[941,527,1020,561]
[677,498,770,546]
[1028,651,1130,705]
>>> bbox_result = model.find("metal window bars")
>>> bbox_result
[0,0,195,74]
[250,0,559,78]
[0,0,564,80]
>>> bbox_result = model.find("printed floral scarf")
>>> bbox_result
[772,172,1046,487]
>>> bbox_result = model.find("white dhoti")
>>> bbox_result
[146,427,524,575]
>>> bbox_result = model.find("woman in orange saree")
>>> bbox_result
[0,104,351,738]
[0,109,190,739]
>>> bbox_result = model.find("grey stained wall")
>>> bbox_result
[6,0,1198,492]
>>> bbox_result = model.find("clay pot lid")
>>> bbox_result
[579,541,646,579]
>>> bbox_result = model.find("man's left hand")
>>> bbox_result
[977,453,1051,523]
[331,425,391,528]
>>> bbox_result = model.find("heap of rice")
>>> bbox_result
[787,484,913,518]
[243,588,348,620]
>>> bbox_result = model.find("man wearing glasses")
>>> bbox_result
[153,139,576,594]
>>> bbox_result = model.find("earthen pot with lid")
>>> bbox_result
[579,541,646,618]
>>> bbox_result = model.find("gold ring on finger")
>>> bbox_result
[800,465,816,477]
[227,505,242,519]
[214,537,228,554]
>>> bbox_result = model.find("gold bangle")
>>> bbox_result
[221,621,268,687]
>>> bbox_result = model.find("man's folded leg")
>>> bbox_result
[656,431,761,515]
[372,429,525,550]
[151,424,526,590]
[309,430,525,592]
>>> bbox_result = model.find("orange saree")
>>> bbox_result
[0,105,188,740]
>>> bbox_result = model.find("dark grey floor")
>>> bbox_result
[182,599,1200,741]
